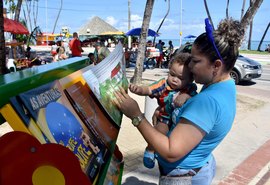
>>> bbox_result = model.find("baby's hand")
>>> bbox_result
[173,93,191,107]
[129,84,139,93]
[129,84,144,95]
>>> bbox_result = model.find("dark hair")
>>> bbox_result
[169,52,191,67]
[194,17,245,71]
[169,52,193,81]
[88,53,94,58]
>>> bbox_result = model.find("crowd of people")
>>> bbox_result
[50,32,111,65]
[125,39,175,69]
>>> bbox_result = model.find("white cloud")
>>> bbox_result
[115,14,143,32]
[130,14,143,28]
[106,16,118,26]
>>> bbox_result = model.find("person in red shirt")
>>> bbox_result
[69,32,84,57]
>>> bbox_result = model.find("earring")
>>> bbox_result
[213,71,217,76]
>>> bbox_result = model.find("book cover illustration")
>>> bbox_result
[103,145,124,185]
[0,131,91,185]
[82,43,129,127]
[65,81,119,152]
[9,96,48,144]
[18,80,109,183]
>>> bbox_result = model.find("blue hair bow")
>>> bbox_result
[205,18,224,63]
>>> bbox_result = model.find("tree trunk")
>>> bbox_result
[248,20,253,50]
[247,0,254,50]
[32,0,37,28]
[14,0,23,22]
[153,0,170,45]
[203,0,215,30]
[25,0,33,32]
[257,22,270,51]
[241,0,246,19]
[240,0,263,31]
[52,0,63,34]
[226,0,230,19]
[0,1,7,74]
[132,0,155,85]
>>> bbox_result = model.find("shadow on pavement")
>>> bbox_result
[237,80,256,86]
[122,176,157,185]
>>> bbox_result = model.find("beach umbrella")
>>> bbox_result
[126,28,159,37]
[4,17,29,35]
[184,34,196,39]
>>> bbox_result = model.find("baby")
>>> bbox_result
[129,52,197,168]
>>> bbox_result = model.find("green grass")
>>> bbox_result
[240,50,270,55]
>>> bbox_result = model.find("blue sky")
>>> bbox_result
[11,0,270,41]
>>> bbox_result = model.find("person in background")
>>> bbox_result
[129,53,197,169]
[87,52,95,65]
[62,39,70,57]
[168,40,174,60]
[113,17,245,185]
[265,44,270,52]
[25,46,44,66]
[69,32,84,57]
[57,40,68,60]
[50,41,58,61]
[93,41,110,64]
[155,40,165,68]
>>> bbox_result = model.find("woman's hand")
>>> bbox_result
[114,87,142,119]
[152,107,161,126]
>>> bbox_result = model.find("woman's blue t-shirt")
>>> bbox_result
[156,79,236,173]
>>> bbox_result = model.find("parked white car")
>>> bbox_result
[231,55,262,84]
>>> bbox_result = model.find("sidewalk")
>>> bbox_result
[117,68,270,185]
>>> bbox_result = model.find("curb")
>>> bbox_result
[218,139,270,185]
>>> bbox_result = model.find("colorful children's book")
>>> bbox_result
[103,145,124,185]
[9,96,48,143]
[82,43,129,127]
[17,80,109,184]
[65,81,119,152]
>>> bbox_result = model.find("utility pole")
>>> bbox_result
[179,0,182,47]
[46,0,48,46]
[128,0,131,49]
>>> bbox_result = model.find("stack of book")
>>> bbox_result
[0,43,127,185]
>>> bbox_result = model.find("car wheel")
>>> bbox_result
[230,70,240,84]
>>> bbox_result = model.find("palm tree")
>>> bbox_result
[14,0,23,22]
[203,0,215,30]
[52,0,63,34]
[248,19,253,50]
[240,0,263,50]
[153,0,170,45]
[241,0,246,19]
[226,0,230,19]
[132,0,155,85]
[247,0,253,50]
[240,0,263,31]
[0,1,7,74]
[32,0,39,29]
[25,0,33,32]
[257,22,270,51]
